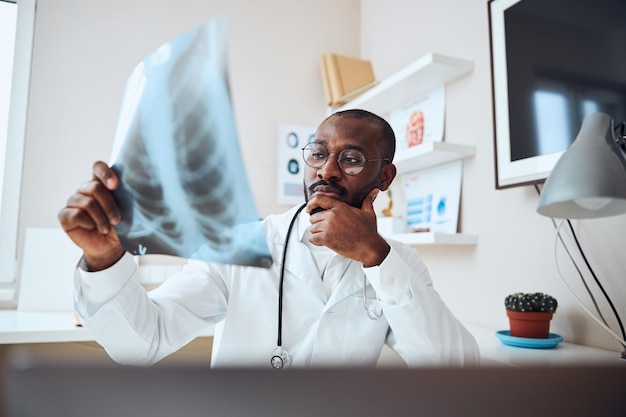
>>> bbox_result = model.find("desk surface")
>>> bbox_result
[0,310,213,344]
[0,311,91,344]
[466,324,624,366]
[1,311,624,366]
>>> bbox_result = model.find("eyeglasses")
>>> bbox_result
[302,143,390,176]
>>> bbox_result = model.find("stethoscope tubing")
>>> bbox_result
[276,203,307,348]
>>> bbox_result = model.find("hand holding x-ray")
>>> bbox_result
[109,18,272,268]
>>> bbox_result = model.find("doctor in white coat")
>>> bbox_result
[59,109,479,368]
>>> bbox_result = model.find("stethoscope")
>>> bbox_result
[270,203,383,369]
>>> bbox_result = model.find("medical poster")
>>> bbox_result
[109,18,272,268]
[401,160,462,234]
[276,122,315,205]
[389,86,445,152]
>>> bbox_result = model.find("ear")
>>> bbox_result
[379,163,396,191]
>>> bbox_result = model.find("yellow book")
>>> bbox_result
[321,54,376,107]
[320,54,337,106]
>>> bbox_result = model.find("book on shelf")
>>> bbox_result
[320,53,377,107]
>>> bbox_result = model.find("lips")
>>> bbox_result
[311,183,346,198]
[307,180,347,203]
[314,185,340,195]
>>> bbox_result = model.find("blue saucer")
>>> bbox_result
[496,330,563,349]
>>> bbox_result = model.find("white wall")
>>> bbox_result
[361,0,626,353]
[16,0,360,282]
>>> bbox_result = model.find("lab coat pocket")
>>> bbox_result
[344,284,384,324]
[341,292,389,363]
[361,283,383,320]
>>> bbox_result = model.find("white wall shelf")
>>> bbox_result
[390,232,477,246]
[334,52,474,114]
[333,53,477,246]
[394,141,475,175]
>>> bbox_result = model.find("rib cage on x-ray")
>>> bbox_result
[169,35,233,252]
[113,113,185,257]
[110,19,272,268]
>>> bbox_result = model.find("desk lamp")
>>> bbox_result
[538,112,626,218]
[537,111,626,359]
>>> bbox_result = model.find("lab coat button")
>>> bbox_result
[386,277,396,287]
[326,289,332,297]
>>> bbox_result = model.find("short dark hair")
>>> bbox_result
[329,109,396,162]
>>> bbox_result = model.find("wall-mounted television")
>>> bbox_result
[489,0,626,189]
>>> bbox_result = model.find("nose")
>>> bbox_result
[316,152,342,180]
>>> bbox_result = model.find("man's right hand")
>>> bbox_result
[58,161,125,271]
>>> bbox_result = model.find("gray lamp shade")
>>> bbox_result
[537,112,626,219]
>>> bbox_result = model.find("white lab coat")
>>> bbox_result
[74,205,479,367]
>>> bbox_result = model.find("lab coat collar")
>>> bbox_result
[279,206,364,308]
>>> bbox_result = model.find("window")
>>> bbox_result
[0,1,17,201]
[0,0,36,293]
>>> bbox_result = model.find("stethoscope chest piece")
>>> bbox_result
[270,347,291,369]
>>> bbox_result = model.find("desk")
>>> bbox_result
[0,310,215,370]
[466,324,624,367]
[0,310,213,345]
[1,311,623,366]
[0,311,91,344]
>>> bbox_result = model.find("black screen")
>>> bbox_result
[504,0,626,162]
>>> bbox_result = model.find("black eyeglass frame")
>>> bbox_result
[301,142,391,176]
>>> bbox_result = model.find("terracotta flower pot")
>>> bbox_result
[506,310,553,339]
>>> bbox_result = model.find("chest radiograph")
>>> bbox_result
[110,18,272,268]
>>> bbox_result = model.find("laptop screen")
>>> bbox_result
[3,352,625,417]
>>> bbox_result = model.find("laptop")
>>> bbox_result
[2,350,625,417]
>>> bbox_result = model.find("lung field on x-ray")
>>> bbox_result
[112,111,185,257]
[168,34,233,252]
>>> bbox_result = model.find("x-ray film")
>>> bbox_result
[109,18,272,268]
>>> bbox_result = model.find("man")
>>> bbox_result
[58,109,479,367]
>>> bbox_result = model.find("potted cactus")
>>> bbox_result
[505,292,558,339]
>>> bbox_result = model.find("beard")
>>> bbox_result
[304,176,383,212]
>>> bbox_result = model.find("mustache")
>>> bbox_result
[308,180,347,197]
